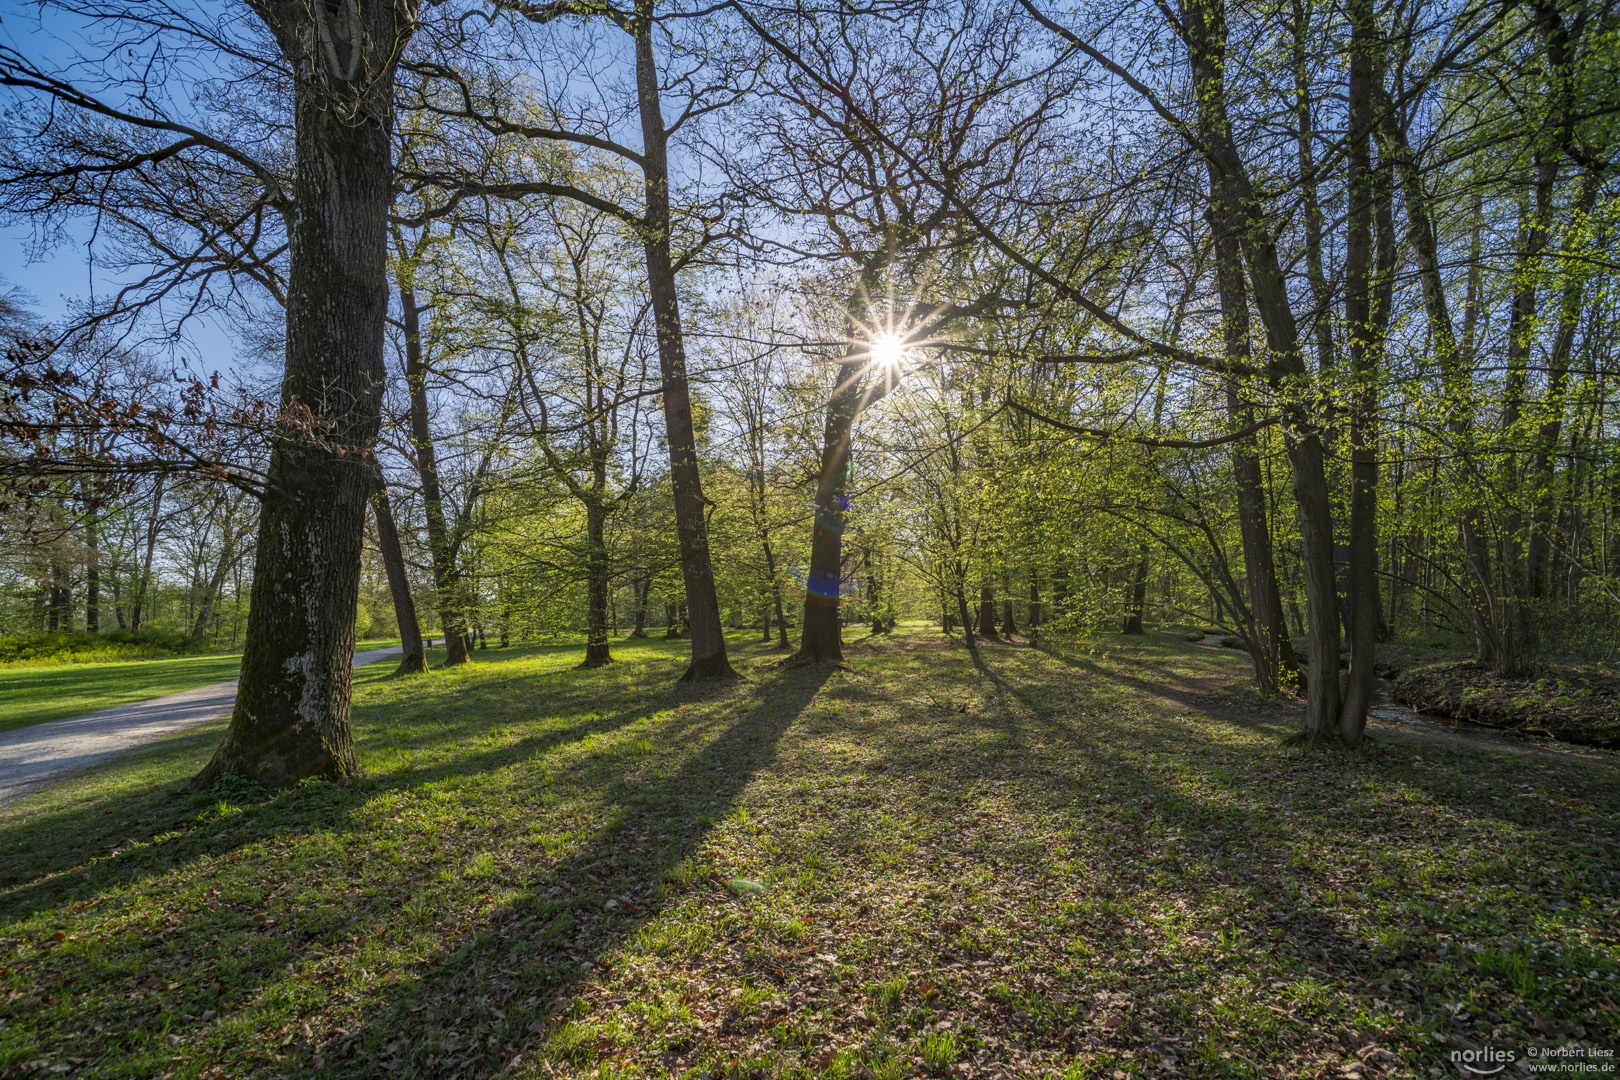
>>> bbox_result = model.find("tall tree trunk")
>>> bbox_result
[1376,85,1535,675]
[1338,7,1384,746]
[633,22,734,681]
[797,320,887,661]
[582,501,612,667]
[1211,208,1299,692]
[1186,0,1340,738]
[395,240,469,668]
[955,578,976,649]
[371,480,426,675]
[1527,170,1600,596]
[196,7,402,787]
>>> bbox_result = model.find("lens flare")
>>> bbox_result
[870,333,908,371]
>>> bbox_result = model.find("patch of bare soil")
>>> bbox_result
[1394,661,1620,749]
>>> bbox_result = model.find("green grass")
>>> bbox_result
[0,627,1615,1079]
[0,652,249,733]
[0,638,417,734]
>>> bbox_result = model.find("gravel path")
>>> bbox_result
[0,647,402,808]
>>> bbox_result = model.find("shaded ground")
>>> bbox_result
[1394,662,1620,749]
[0,629,1615,1080]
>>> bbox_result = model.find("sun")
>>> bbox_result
[869,333,909,371]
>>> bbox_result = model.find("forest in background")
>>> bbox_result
[0,0,1616,761]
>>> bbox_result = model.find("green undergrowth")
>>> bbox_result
[0,629,1615,1079]
[0,629,215,669]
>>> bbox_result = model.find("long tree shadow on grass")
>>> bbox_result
[0,650,740,922]
[306,663,832,1079]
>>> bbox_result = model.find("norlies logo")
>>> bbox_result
[1452,1047,1516,1075]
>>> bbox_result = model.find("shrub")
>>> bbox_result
[0,628,212,666]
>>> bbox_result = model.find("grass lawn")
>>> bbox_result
[0,627,1615,1079]
[0,654,247,734]
[0,638,413,735]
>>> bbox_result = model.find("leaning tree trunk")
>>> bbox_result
[371,480,427,675]
[1187,0,1339,739]
[581,500,612,668]
[195,7,402,787]
[1211,204,1299,693]
[955,580,976,649]
[634,24,734,680]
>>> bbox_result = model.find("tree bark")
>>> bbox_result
[131,473,165,631]
[633,21,734,680]
[1210,205,1299,693]
[975,581,999,641]
[1185,0,1340,739]
[83,497,100,634]
[797,358,862,662]
[371,479,426,675]
[631,577,650,638]
[395,237,470,668]
[1122,544,1149,634]
[581,501,613,667]
[1338,3,1383,746]
[195,1,404,788]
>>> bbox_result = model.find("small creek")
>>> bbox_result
[1193,634,1489,732]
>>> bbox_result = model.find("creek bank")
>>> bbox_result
[1392,662,1620,749]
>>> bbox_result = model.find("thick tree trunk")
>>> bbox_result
[581,501,612,667]
[371,480,427,675]
[195,22,398,787]
[633,26,734,681]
